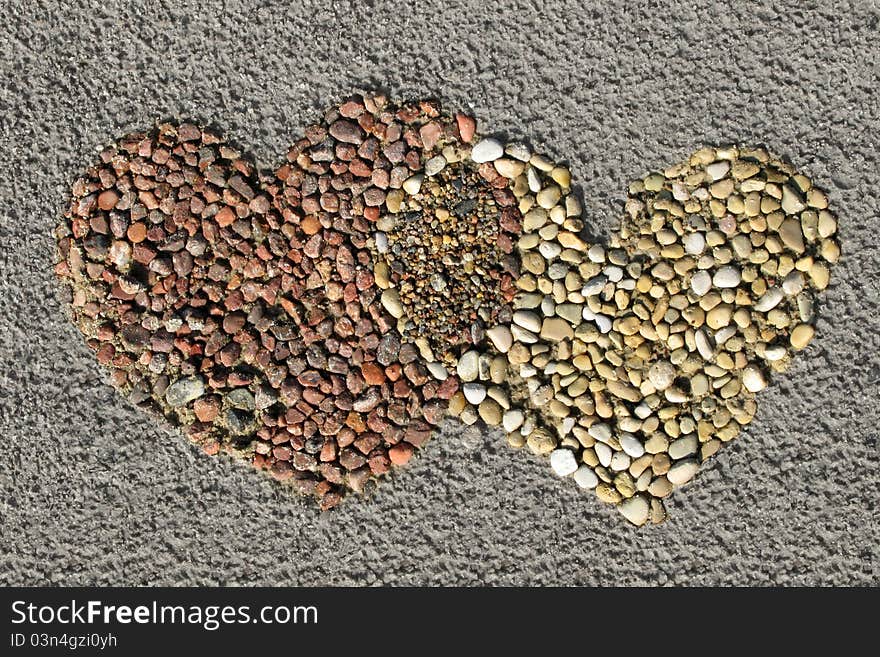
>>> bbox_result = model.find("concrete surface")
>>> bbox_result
[1,0,877,586]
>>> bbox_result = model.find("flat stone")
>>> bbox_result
[666,458,700,485]
[573,466,599,489]
[512,310,542,333]
[588,422,612,442]
[648,360,676,391]
[402,174,424,195]
[424,155,446,176]
[790,323,815,350]
[581,274,607,297]
[779,218,805,252]
[165,376,205,407]
[462,382,487,405]
[527,428,557,456]
[478,398,502,425]
[683,232,705,255]
[742,365,767,392]
[426,361,449,381]
[594,442,612,467]
[781,185,807,214]
[549,449,579,477]
[668,435,698,460]
[690,270,711,296]
[620,433,645,458]
[456,350,480,381]
[782,271,805,295]
[486,325,513,353]
[494,158,525,178]
[470,138,504,163]
[754,287,784,312]
[536,185,562,209]
[713,265,741,288]
[502,409,524,433]
[617,494,650,526]
[380,289,404,318]
[695,329,714,360]
[706,161,730,181]
[540,317,573,341]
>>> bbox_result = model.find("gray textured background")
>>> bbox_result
[1,0,877,586]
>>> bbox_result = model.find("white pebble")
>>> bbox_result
[610,451,631,472]
[588,422,612,442]
[620,433,645,458]
[462,382,487,405]
[502,409,524,432]
[706,160,730,180]
[648,360,676,391]
[594,314,612,334]
[683,232,706,255]
[585,245,604,264]
[470,138,504,163]
[604,265,623,283]
[714,326,737,345]
[426,362,448,381]
[486,325,513,353]
[690,270,712,296]
[754,287,784,312]
[539,241,562,259]
[527,167,542,192]
[513,310,542,333]
[782,271,805,295]
[667,459,700,485]
[375,232,388,253]
[581,275,607,297]
[594,442,612,467]
[695,329,714,360]
[634,403,652,419]
[402,174,423,194]
[742,365,767,392]
[424,155,447,176]
[764,345,787,361]
[511,324,538,344]
[713,266,741,288]
[573,466,599,489]
[456,350,480,381]
[617,495,650,526]
[550,449,579,477]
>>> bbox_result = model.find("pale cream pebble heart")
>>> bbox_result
[439,141,840,526]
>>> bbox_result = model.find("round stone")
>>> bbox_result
[690,270,711,296]
[790,324,815,350]
[549,449,579,477]
[486,325,513,353]
[470,138,504,163]
[573,466,599,489]
[620,433,645,458]
[683,232,705,255]
[648,360,676,391]
[478,398,503,425]
[713,266,741,288]
[742,365,767,392]
[165,376,205,407]
[456,350,480,381]
[666,459,700,485]
[462,382,487,405]
[502,409,524,433]
[617,494,650,526]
